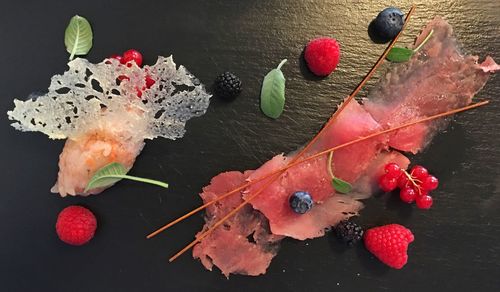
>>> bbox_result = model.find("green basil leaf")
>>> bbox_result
[386,47,413,63]
[65,15,93,60]
[332,177,352,194]
[85,162,169,192]
[260,59,287,119]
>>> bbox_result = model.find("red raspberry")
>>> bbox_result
[364,224,414,269]
[56,206,97,246]
[304,37,341,76]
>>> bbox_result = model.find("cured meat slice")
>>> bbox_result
[193,171,282,278]
[244,100,386,240]
[363,17,499,153]
[193,18,498,277]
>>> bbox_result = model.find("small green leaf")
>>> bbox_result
[260,59,287,119]
[85,162,168,192]
[65,15,93,60]
[386,47,414,63]
[332,177,352,194]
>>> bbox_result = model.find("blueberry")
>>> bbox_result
[289,191,314,214]
[369,7,404,43]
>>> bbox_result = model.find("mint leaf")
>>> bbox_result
[332,177,352,194]
[65,15,93,60]
[260,59,287,119]
[386,47,414,63]
[85,162,168,192]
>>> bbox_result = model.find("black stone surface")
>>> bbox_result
[0,0,499,291]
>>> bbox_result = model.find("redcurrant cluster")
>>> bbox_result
[107,49,156,98]
[379,163,438,209]
[109,49,144,67]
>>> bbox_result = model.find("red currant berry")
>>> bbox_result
[145,76,156,89]
[410,165,429,181]
[110,54,123,62]
[122,49,143,67]
[399,187,416,203]
[384,163,402,179]
[416,188,428,197]
[416,195,433,209]
[379,174,398,192]
[118,75,130,81]
[134,86,143,98]
[421,175,439,191]
[397,174,410,189]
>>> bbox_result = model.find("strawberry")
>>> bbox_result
[364,224,414,269]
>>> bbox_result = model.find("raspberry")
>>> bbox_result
[364,224,414,269]
[304,37,341,76]
[334,221,364,246]
[56,206,97,246]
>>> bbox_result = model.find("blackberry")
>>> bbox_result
[213,72,242,100]
[334,221,364,246]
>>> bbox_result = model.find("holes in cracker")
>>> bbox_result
[8,57,211,140]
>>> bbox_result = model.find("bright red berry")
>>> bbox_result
[399,187,417,203]
[122,49,143,67]
[421,175,439,191]
[417,189,429,197]
[416,195,433,209]
[397,174,410,189]
[109,54,123,63]
[364,224,414,269]
[145,76,156,89]
[136,87,143,98]
[56,206,97,246]
[379,174,398,192]
[304,37,341,76]
[410,165,428,182]
[384,162,402,179]
[118,75,130,82]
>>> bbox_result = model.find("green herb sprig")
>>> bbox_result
[260,59,287,119]
[65,15,93,60]
[386,29,434,62]
[327,152,352,194]
[85,162,168,192]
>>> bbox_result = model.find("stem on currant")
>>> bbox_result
[402,170,422,196]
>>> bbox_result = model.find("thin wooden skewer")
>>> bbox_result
[146,5,417,240]
[168,100,489,262]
